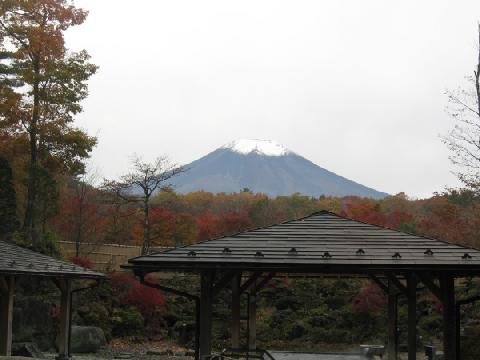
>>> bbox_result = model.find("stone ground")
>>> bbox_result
[44,339,193,360]
[45,350,192,360]
[42,352,427,360]
[39,339,426,360]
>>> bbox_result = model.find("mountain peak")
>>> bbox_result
[222,139,291,157]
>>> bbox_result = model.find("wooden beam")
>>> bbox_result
[407,273,417,360]
[388,273,408,296]
[231,273,241,349]
[369,274,389,294]
[240,272,262,293]
[441,274,456,360]
[0,276,14,356]
[387,278,398,360]
[417,273,443,302]
[0,278,8,293]
[57,278,72,360]
[199,271,214,358]
[248,280,257,351]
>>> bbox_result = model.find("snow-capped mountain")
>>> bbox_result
[221,139,292,156]
[171,139,388,199]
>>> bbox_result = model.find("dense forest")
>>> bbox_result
[48,183,480,254]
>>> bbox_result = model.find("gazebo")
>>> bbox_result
[127,211,480,360]
[0,240,104,359]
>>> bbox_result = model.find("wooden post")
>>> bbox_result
[0,276,15,356]
[407,273,417,360]
[441,274,456,360]
[248,279,257,351]
[231,273,241,350]
[57,279,72,360]
[387,279,398,360]
[199,271,214,359]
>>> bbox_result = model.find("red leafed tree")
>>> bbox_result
[340,200,388,227]
[353,283,387,314]
[417,196,465,245]
[220,210,253,234]
[196,210,253,241]
[386,211,414,228]
[68,255,94,269]
[109,272,166,326]
[124,280,166,320]
[150,207,176,247]
[197,212,222,241]
[52,177,107,256]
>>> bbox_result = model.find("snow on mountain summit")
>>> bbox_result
[171,139,388,198]
[222,139,291,156]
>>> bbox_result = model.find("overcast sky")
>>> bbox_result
[65,0,480,199]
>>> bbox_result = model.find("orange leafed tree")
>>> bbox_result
[0,0,97,247]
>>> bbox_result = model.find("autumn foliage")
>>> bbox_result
[353,283,387,314]
[45,187,480,256]
[68,255,94,269]
[108,273,166,328]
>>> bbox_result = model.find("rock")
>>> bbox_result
[146,349,171,356]
[69,326,106,353]
[185,349,195,357]
[360,344,385,358]
[114,353,133,359]
[11,343,45,359]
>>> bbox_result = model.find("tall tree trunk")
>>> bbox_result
[23,58,40,246]
[142,196,150,255]
[75,206,83,257]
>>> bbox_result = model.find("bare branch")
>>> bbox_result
[444,24,480,190]
[102,154,187,255]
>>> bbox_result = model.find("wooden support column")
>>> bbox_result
[387,278,398,360]
[441,274,456,360]
[231,273,241,350]
[248,280,257,351]
[199,271,214,359]
[0,276,15,356]
[57,279,72,360]
[407,273,417,360]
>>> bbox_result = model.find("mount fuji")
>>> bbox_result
[171,139,388,199]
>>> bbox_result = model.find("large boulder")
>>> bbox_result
[70,326,106,353]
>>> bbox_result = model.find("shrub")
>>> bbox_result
[108,272,166,334]
[274,296,300,311]
[68,256,94,269]
[76,300,112,339]
[111,307,144,336]
[353,283,387,314]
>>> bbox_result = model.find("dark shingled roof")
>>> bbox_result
[0,240,104,278]
[128,211,480,275]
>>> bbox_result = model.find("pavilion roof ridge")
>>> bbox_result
[127,210,480,276]
[0,240,104,278]
[131,210,324,260]
[139,210,479,257]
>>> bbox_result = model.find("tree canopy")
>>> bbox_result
[0,0,97,246]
